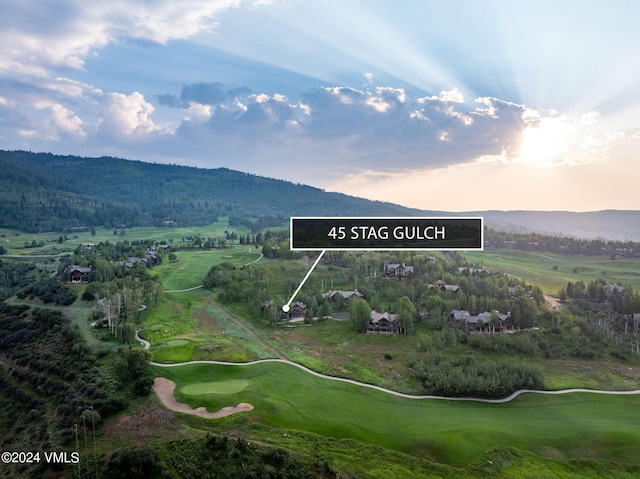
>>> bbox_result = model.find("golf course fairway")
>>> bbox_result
[152,361,640,466]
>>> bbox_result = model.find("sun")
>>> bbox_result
[518,115,576,165]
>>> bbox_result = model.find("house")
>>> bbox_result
[145,248,158,265]
[322,290,364,305]
[367,310,398,334]
[603,283,624,296]
[261,300,275,310]
[157,244,171,254]
[450,309,513,333]
[384,263,414,278]
[429,280,461,293]
[116,256,149,269]
[68,265,92,283]
[290,301,307,318]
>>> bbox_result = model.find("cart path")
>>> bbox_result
[206,296,287,360]
[136,326,640,404]
[148,357,640,404]
[163,285,203,293]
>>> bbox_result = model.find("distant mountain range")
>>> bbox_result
[1,150,638,241]
[471,210,640,242]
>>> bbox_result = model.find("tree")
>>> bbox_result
[320,301,333,319]
[350,297,371,333]
[396,296,417,335]
[489,310,501,334]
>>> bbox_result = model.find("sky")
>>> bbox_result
[1,0,639,212]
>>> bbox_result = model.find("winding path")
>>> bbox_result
[136,330,640,404]
[138,245,640,406]
[148,357,640,404]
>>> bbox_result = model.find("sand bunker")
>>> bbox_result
[153,377,254,418]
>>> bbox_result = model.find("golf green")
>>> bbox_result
[181,379,250,395]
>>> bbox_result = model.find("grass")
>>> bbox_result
[152,361,640,467]
[463,250,640,294]
[0,217,252,256]
[140,246,274,363]
[155,247,261,291]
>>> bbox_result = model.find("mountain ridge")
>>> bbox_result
[1,150,638,241]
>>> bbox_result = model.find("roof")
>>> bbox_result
[322,290,364,299]
[603,284,624,295]
[451,309,510,324]
[69,265,92,273]
[385,263,414,273]
[369,310,397,324]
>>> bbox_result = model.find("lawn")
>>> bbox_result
[153,361,640,467]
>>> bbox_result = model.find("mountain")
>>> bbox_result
[1,150,638,241]
[0,150,434,232]
[471,210,640,242]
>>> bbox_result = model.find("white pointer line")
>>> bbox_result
[283,250,326,312]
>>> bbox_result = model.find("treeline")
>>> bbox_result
[409,353,543,398]
[485,228,640,258]
[558,278,640,313]
[228,215,287,233]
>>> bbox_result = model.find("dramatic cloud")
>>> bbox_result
[0,1,251,74]
[1,0,637,210]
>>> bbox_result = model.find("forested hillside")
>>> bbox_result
[2,150,640,240]
[0,150,424,233]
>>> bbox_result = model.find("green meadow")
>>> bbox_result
[463,250,640,294]
[0,217,250,255]
[153,361,640,467]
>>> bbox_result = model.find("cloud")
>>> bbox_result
[0,64,627,191]
[0,0,252,73]
[421,88,465,103]
[99,92,167,138]
[148,80,625,183]
[47,103,86,139]
[183,102,213,123]
[159,82,252,109]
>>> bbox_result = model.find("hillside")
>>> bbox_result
[1,150,639,241]
[1,150,430,232]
